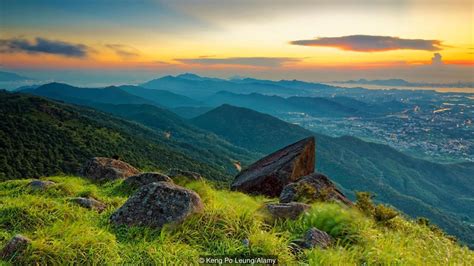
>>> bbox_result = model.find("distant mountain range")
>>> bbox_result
[25,82,406,119]
[0,70,35,82]
[336,78,474,88]
[140,73,336,99]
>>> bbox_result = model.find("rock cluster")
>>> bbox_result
[80,157,140,181]
[231,137,315,197]
[229,137,351,251]
[231,137,350,206]
[110,182,203,228]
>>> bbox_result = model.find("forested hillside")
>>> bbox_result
[0,92,236,182]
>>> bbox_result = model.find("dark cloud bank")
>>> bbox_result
[291,35,443,52]
[0,37,89,57]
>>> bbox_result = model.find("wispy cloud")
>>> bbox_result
[290,35,443,52]
[105,44,140,59]
[0,37,89,57]
[175,57,301,67]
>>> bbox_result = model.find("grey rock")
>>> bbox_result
[0,234,31,260]
[231,137,315,197]
[70,197,106,212]
[280,172,352,206]
[110,182,203,228]
[28,180,55,190]
[80,157,140,181]
[168,168,203,181]
[301,227,333,249]
[124,172,173,189]
[266,202,311,220]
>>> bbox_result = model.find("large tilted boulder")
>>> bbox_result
[110,182,203,228]
[280,173,352,206]
[123,172,173,190]
[0,234,31,260]
[80,157,140,181]
[266,202,311,220]
[231,137,315,197]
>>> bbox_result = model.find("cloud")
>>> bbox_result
[175,57,301,67]
[431,53,443,65]
[0,37,89,57]
[105,44,140,59]
[290,35,443,52]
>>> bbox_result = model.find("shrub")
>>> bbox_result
[355,191,375,217]
[374,204,398,224]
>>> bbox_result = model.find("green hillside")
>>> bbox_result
[192,104,474,247]
[1,176,471,264]
[0,92,232,182]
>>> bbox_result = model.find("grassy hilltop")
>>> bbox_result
[1,176,472,265]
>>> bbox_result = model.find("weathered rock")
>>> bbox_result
[110,182,203,228]
[70,197,107,212]
[168,168,203,181]
[0,234,31,260]
[28,180,55,190]
[266,202,311,220]
[124,172,173,189]
[231,137,315,197]
[80,157,140,181]
[280,172,351,206]
[301,227,333,249]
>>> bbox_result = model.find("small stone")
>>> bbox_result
[0,234,31,260]
[168,169,203,181]
[80,157,140,181]
[266,202,311,220]
[301,227,333,249]
[70,197,106,212]
[123,172,173,190]
[28,180,55,190]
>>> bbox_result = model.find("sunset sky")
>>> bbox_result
[0,0,473,85]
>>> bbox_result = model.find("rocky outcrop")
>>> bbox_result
[168,169,203,181]
[28,180,55,190]
[70,197,106,212]
[231,137,315,197]
[266,202,311,220]
[0,234,31,260]
[123,172,173,189]
[279,173,351,205]
[110,182,203,228]
[80,157,140,181]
